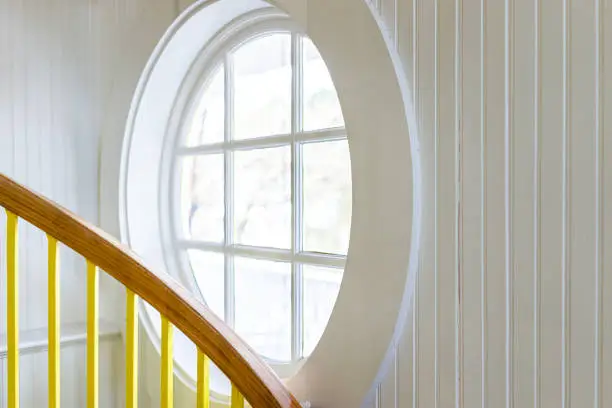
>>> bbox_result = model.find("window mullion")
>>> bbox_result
[291,262,303,360]
[224,56,236,329]
[291,33,304,136]
[175,128,346,156]
[291,33,304,361]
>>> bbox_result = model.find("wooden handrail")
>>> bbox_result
[0,173,301,408]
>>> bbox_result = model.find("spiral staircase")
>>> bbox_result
[0,173,301,408]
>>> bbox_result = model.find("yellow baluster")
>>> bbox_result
[126,290,138,408]
[161,316,174,408]
[196,350,210,408]
[6,211,19,408]
[231,384,244,408]
[87,261,99,408]
[48,236,60,408]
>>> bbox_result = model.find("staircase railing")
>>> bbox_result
[0,173,301,408]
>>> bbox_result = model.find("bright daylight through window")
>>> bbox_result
[175,29,351,366]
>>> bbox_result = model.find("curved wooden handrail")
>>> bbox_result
[0,173,301,408]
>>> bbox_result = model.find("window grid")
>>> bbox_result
[181,31,346,362]
[223,55,236,328]
[290,33,304,360]
[178,241,345,268]
[176,128,345,155]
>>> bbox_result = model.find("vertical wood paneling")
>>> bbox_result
[378,0,612,406]
[436,0,458,406]
[379,348,397,408]
[14,1,33,401]
[483,2,507,407]
[600,5,612,408]
[562,3,571,407]
[373,1,612,406]
[415,0,437,406]
[101,339,122,408]
[0,0,13,178]
[0,0,173,405]
[459,0,484,405]
[395,0,419,399]
[539,1,565,407]
[594,0,604,404]
[512,0,536,406]
[568,3,597,408]
[504,1,515,406]
[373,0,612,406]
[1,1,611,407]
[534,2,542,407]
[397,307,414,407]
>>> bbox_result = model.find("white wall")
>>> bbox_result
[0,0,175,406]
[368,0,612,407]
[4,0,612,406]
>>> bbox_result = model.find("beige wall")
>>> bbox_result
[369,0,612,407]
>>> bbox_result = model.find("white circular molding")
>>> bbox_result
[102,0,422,406]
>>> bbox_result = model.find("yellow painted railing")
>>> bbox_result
[48,235,60,408]
[126,290,139,408]
[232,385,245,408]
[6,211,19,408]
[197,350,211,408]
[0,173,301,408]
[87,261,99,408]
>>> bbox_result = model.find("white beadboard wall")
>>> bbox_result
[368,0,612,407]
[0,0,175,406]
[4,0,612,407]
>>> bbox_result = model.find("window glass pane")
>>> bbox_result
[303,140,352,255]
[233,34,291,139]
[188,250,225,319]
[180,154,225,242]
[234,257,291,361]
[303,38,344,131]
[234,146,291,248]
[186,64,225,146]
[303,265,342,357]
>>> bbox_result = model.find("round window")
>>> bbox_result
[118,1,416,404]
[170,26,352,368]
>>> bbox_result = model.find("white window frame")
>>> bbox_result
[114,0,418,404]
[161,14,349,376]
